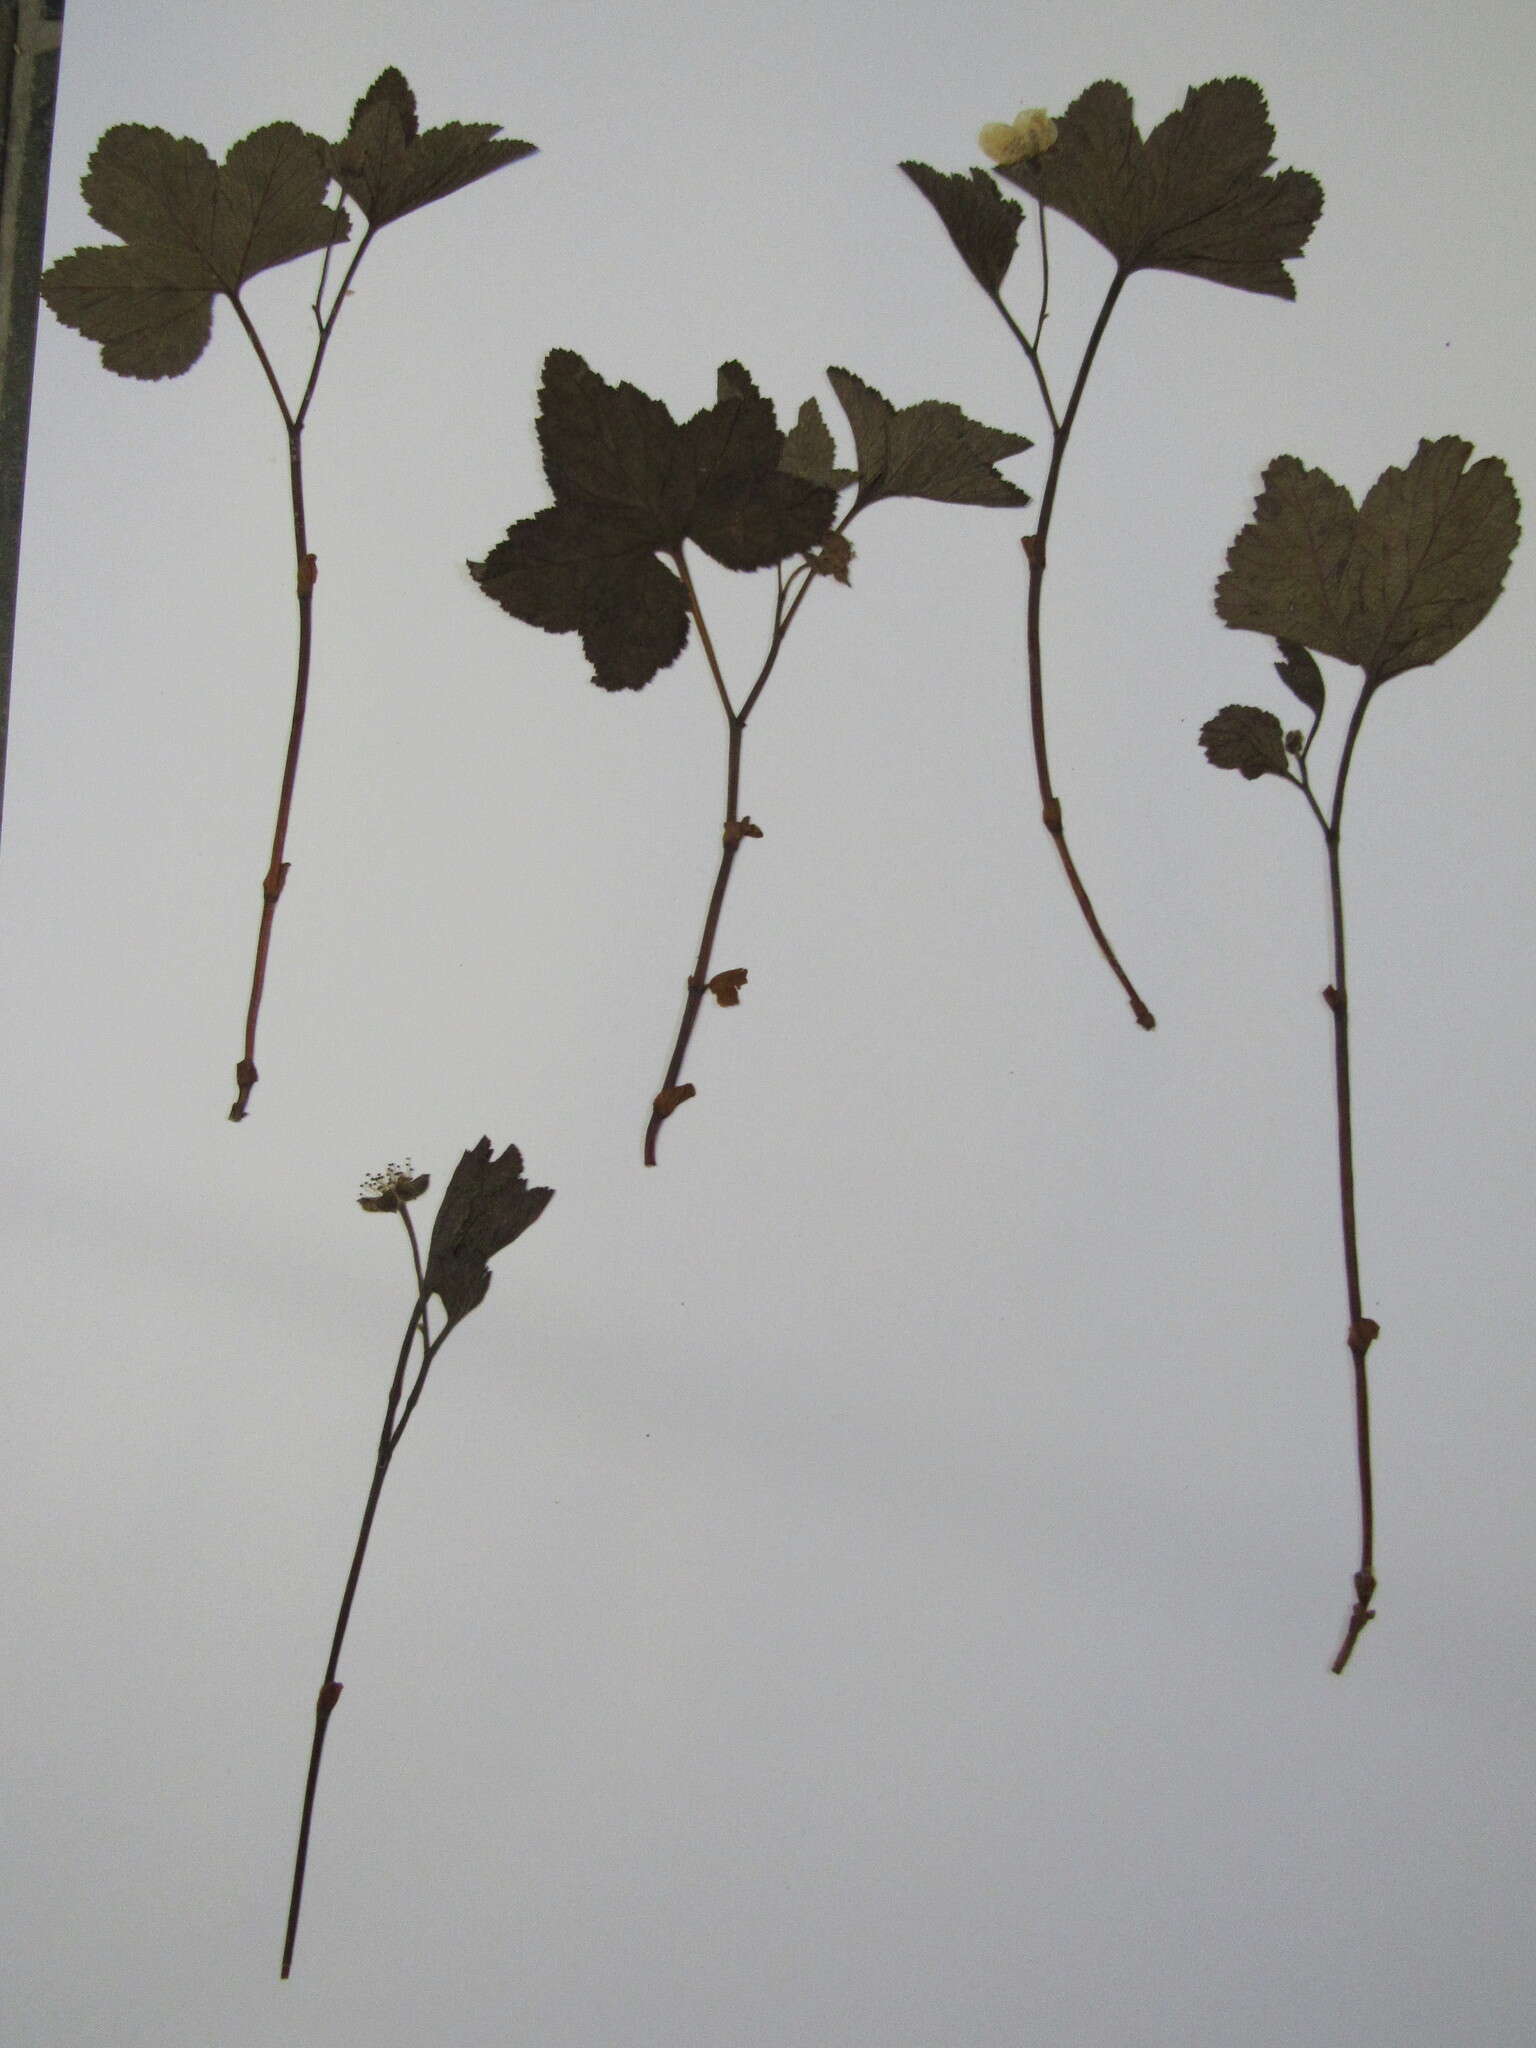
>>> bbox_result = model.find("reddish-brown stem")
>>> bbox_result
[1008,265,1155,1029]
[642,544,830,1165]
[226,228,376,1120]
[281,1274,443,1977]
[230,421,313,1119]
[1024,537,1155,1030]
[1323,681,1381,1673]
[643,722,748,1166]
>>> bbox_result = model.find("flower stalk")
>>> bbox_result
[281,1143,552,1976]
[904,78,1323,1026]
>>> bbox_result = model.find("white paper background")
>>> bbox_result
[6,2,1534,2041]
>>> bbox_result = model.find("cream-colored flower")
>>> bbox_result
[978,109,1058,167]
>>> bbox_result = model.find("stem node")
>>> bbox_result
[1331,1571,1377,1675]
[229,1060,258,1122]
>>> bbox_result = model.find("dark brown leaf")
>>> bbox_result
[779,398,857,492]
[826,367,1030,509]
[996,78,1322,299]
[1273,639,1325,716]
[900,161,1022,296]
[332,67,534,228]
[681,364,836,570]
[469,501,690,693]
[42,121,344,378]
[1199,704,1290,779]
[423,1138,552,1328]
[472,351,833,690]
[1216,439,1521,683]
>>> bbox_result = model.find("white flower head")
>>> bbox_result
[978,109,1058,167]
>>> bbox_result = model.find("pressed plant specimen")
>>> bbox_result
[40,69,535,1119]
[472,349,1030,1163]
[903,78,1323,1028]
[280,1138,553,1977]
[1200,435,1520,1669]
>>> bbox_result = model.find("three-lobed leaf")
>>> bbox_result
[424,1138,553,1329]
[995,77,1322,299]
[1216,438,1521,683]
[42,121,344,378]
[826,367,1030,510]
[898,162,1022,296]
[331,67,535,228]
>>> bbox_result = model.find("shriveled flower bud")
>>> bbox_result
[810,532,854,584]
[358,1161,431,1212]
[978,109,1058,166]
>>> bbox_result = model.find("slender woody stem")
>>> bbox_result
[1323,681,1381,1673]
[643,536,839,1165]
[643,720,747,1168]
[281,1287,440,1977]
[1006,264,1156,1030]
[311,199,351,334]
[388,1204,438,1451]
[1031,204,1051,353]
[295,227,376,432]
[991,290,1058,437]
[227,229,377,1119]
[229,416,314,1120]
